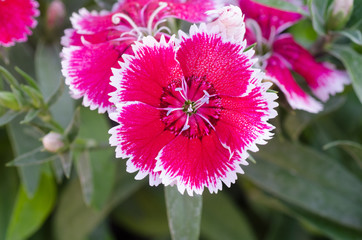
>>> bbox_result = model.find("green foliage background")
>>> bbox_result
[0,0,361,239]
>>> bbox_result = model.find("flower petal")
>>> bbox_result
[265,55,323,113]
[176,24,256,97]
[215,82,278,156]
[155,132,243,196]
[239,0,302,39]
[0,0,39,47]
[274,34,350,101]
[109,102,175,186]
[110,35,183,108]
[62,41,131,113]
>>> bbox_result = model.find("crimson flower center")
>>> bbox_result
[159,76,222,139]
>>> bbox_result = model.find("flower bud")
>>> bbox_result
[0,91,20,110]
[46,0,66,31]
[206,5,246,43]
[42,132,65,153]
[327,0,353,30]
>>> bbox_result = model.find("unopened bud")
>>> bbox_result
[46,0,66,31]
[42,132,65,153]
[0,91,20,110]
[327,0,353,30]
[207,5,246,43]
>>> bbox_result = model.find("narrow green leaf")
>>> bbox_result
[308,0,331,35]
[284,96,345,140]
[329,45,362,103]
[58,150,73,178]
[7,116,43,196]
[76,150,93,206]
[112,187,169,238]
[53,164,143,240]
[51,156,64,183]
[35,42,73,128]
[255,0,306,14]
[78,107,115,209]
[0,111,21,126]
[338,29,362,45]
[20,109,41,124]
[0,91,21,110]
[346,0,362,28]
[64,107,80,143]
[20,85,43,108]
[14,67,39,91]
[246,138,362,230]
[165,186,202,240]
[324,140,362,168]
[0,140,19,240]
[201,193,256,240]
[0,65,19,88]
[6,174,56,240]
[7,147,55,166]
[46,79,65,106]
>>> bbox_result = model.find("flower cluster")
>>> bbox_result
[61,0,221,113]
[239,0,349,113]
[57,0,349,195]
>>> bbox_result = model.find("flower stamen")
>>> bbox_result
[147,2,168,34]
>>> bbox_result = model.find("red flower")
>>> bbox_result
[0,0,39,47]
[109,6,278,195]
[239,0,350,113]
[61,0,222,113]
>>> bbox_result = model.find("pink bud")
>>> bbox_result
[42,132,64,153]
[46,0,66,30]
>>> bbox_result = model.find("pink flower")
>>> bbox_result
[239,0,350,113]
[108,6,278,195]
[61,0,222,113]
[0,0,39,47]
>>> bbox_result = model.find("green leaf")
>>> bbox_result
[0,65,19,88]
[64,107,80,143]
[329,45,362,104]
[0,136,19,240]
[76,151,93,205]
[46,79,65,107]
[308,0,331,35]
[20,109,41,124]
[165,186,202,240]
[201,193,256,240]
[0,92,21,110]
[255,0,306,14]
[324,140,362,168]
[346,0,362,28]
[14,67,39,91]
[7,147,55,167]
[338,29,362,45]
[53,164,143,240]
[0,111,22,126]
[58,150,73,178]
[78,107,115,209]
[6,173,56,240]
[7,116,43,196]
[284,96,345,140]
[112,187,169,238]
[245,138,362,232]
[35,42,73,128]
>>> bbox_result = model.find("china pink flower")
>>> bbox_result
[239,0,350,113]
[61,0,222,113]
[0,0,39,47]
[108,6,278,195]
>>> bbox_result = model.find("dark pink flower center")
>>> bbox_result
[159,76,222,139]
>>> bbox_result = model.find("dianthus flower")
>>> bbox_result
[109,6,278,195]
[61,0,222,113]
[239,0,350,113]
[0,0,39,47]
